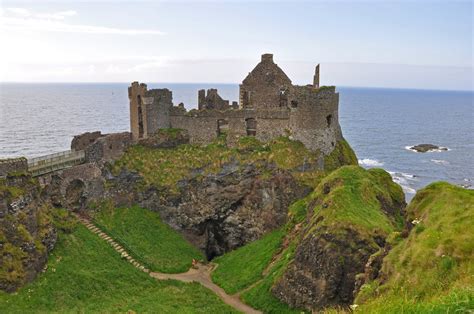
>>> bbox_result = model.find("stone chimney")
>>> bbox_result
[261,53,273,63]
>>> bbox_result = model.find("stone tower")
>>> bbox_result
[313,64,320,88]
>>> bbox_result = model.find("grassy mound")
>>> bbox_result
[92,204,204,273]
[0,225,237,313]
[211,228,286,294]
[355,182,474,313]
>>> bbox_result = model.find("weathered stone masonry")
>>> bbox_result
[129,53,342,154]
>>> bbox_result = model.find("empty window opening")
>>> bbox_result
[217,119,229,136]
[291,100,298,108]
[326,114,332,128]
[279,89,288,107]
[245,118,257,136]
[137,95,144,138]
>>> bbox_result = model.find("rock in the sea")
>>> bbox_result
[410,144,447,153]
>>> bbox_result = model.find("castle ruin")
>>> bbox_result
[128,54,342,154]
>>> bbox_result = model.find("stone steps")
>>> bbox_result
[76,216,150,274]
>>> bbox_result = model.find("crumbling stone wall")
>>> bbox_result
[85,132,132,163]
[0,158,28,177]
[198,89,231,110]
[70,131,103,151]
[128,83,173,140]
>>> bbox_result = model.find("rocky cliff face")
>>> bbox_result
[0,174,57,292]
[106,159,308,259]
[272,166,406,311]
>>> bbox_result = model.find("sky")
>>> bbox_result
[0,0,472,90]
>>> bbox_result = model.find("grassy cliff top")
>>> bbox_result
[112,135,357,192]
[305,166,405,236]
[356,182,474,313]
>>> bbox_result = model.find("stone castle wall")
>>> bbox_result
[128,54,342,154]
[0,158,28,177]
[71,131,104,151]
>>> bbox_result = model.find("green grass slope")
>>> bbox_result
[304,166,405,237]
[0,225,237,313]
[93,204,204,273]
[211,228,286,294]
[356,182,474,313]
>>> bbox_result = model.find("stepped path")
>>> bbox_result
[77,215,261,314]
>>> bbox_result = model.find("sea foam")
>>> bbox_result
[358,158,384,167]
[388,171,417,194]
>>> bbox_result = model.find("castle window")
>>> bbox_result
[217,119,229,136]
[137,95,144,138]
[279,88,288,107]
[326,114,332,128]
[245,118,257,136]
[291,100,298,108]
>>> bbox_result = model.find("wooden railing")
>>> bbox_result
[28,150,85,176]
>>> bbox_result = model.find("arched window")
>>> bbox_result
[245,118,257,136]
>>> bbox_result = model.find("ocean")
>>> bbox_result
[1,83,472,200]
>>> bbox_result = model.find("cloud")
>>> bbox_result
[1,7,165,35]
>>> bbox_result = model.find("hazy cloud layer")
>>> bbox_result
[1,7,165,35]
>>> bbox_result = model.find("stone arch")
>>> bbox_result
[245,118,257,136]
[217,119,229,136]
[137,95,144,138]
[65,179,86,211]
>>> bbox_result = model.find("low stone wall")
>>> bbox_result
[0,158,28,177]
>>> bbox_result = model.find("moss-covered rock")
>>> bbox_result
[324,139,358,172]
[355,182,474,313]
[0,174,75,292]
[272,166,405,311]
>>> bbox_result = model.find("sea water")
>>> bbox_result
[1,83,472,199]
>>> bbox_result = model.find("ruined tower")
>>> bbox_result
[239,53,292,109]
[313,64,320,88]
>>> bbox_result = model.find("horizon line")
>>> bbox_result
[1,81,473,93]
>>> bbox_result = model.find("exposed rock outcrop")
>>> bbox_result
[0,174,57,292]
[272,166,405,311]
[107,159,308,259]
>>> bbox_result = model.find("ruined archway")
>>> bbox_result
[65,179,85,211]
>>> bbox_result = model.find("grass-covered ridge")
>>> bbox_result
[0,224,237,313]
[92,203,204,273]
[355,182,474,313]
[112,134,355,191]
[305,166,405,236]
